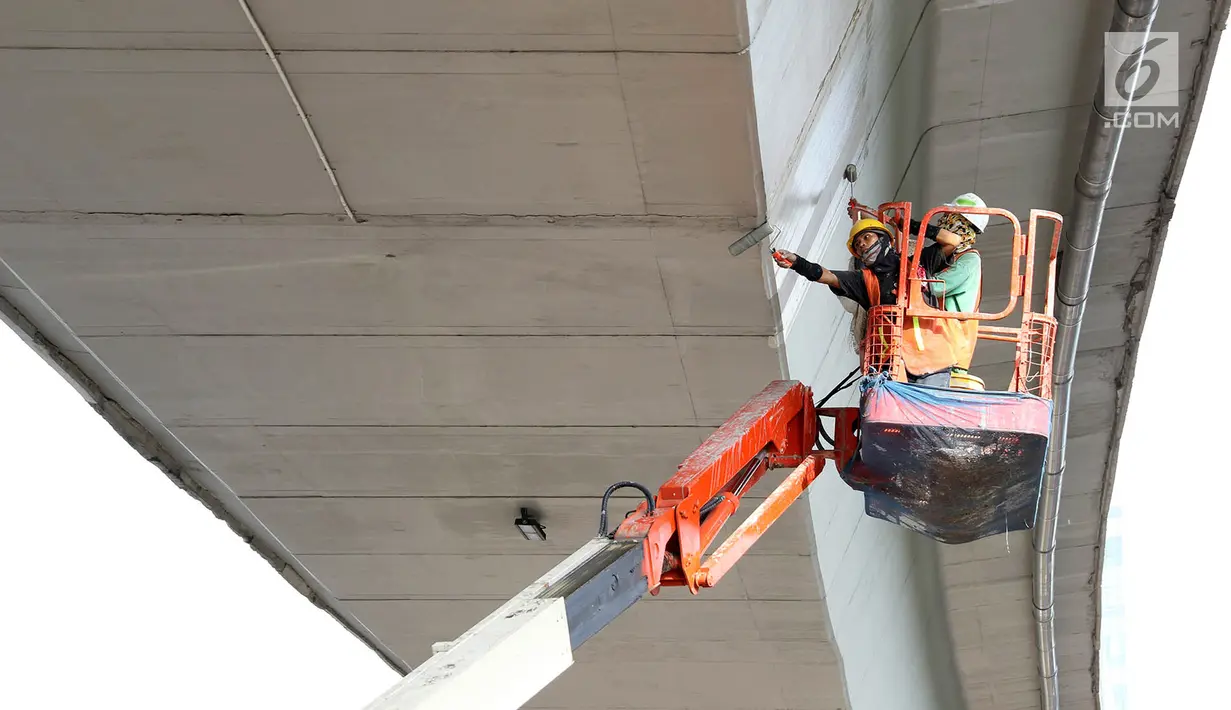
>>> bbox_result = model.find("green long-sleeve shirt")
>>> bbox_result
[921,246,981,313]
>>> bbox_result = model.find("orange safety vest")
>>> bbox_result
[861,253,981,377]
[860,268,894,356]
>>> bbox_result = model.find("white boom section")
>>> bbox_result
[362,538,622,710]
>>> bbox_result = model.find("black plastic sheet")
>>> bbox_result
[840,375,1053,544]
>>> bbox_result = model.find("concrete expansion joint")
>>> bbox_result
[1120,261,1152,334]
[123,332,775,339]
[1,44,757,57]
[0,210,755,229]
[279,564,317,599]
[1157,193,1179,219]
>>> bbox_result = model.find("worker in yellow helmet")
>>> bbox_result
[774,209,977,388]
[771,218,900,310]
[845,192,984,315]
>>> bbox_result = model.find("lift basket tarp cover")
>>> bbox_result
[841,375,1052,544]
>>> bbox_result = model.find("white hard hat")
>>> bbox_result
[946,192,989,232]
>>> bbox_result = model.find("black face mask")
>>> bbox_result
[859,234,897,274]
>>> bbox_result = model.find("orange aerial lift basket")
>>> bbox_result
[839,199,1063,543]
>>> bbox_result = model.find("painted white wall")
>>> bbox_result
[746,2,964,708]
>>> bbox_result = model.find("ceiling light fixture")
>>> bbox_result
[514,508,547,542]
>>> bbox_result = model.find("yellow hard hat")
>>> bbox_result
[847,218,891,257]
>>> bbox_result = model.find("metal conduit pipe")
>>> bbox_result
[1035,1,1159,707]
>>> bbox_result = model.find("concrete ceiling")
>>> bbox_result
[0,2,839,709]
[0,1,1221,710]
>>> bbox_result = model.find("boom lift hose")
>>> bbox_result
[698,450,769,522]
[815,366,862,447]
[597,482,656,537]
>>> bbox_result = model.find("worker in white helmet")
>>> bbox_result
[909,192,986,315]
[908,193,987,387]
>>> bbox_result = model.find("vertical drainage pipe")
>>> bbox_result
[1035,1,1159,708]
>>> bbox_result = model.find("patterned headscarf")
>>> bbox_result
[938,212,978,253]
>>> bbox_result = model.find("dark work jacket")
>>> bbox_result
[789,256,899,310]
[909,219,942,243]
